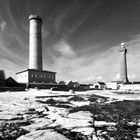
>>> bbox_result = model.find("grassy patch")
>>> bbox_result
[87,94,109,103]
[70,100,140,122]
[69,99,140,139]
[98,120,140,140]
[0,121,30,140]
[36,98,72,108]
[54,126,88,140]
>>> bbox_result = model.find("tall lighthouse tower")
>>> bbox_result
[16,15,56,85]
[29,15,43,70]
[119,42,129,83]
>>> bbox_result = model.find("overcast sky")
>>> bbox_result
[0,0,140,83]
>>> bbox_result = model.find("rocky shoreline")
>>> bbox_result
[0,91,140,140]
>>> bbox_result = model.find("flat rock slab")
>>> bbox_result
[68,111,92,120]
[17,129,70,140]
[55,116,91,128]
[48,111,92,129]
[72,127,94,135]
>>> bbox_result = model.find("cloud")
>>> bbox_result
[96,76,103,80]
[53,39,75,57]
[0,33,25,63]
[81,75,104,83]
[128,74,136,80]
[0,31,27,79]
[115,73,136,81]
[47,33,140,83]
[48,40,76,81]
[46,40,120,82]
[114,73,120,80]
[0,20,7,31]
[0,59,21,79]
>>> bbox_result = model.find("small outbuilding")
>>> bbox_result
[6,77,18,87]
[92,82,106,90]
[120,81,140,91]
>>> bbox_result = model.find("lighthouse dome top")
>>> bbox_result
[121,42,126,48]
[28,15,42,22]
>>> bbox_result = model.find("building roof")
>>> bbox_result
[6,77,19,87]
[111,81,123,84]
[16,69,56,74]
[6,77,17,83]
[94,82,106,85]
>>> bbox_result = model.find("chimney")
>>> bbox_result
[29,15,43,70]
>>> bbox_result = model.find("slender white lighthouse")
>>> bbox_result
[119,42,129,83]
[29,15,43,70]
[16,15,56,85]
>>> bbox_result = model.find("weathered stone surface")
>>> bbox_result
[1,91,140,140]
[71,127,94,135]
[47,111,61,120]
[17,129,70,140]
[54,117,91,128]
[68,111,92,120]
[21,118,52,131]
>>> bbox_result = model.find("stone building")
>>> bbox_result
[16,69,55,84]
[105,81,123,90]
